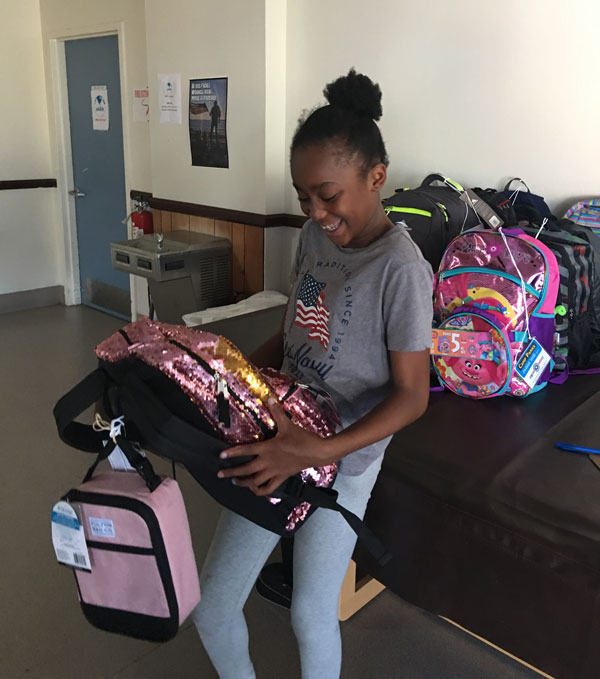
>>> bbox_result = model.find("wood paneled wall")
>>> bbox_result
[153,209,264,297]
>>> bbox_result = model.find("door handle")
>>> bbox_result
[68,187,86,198]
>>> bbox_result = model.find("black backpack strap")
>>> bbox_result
[116,369,231,470]
[53,362,230,465]
[81,436,162,492]
[53,369,110,453]
[115,436,162,491]
[504,177,531,193]
[421,173,447,187]
[81,451,110,484]
[275,478,391,566]
[421,174,463,193]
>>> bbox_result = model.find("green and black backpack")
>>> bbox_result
[382,173,480,269]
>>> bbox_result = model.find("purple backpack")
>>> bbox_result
[431,227,560,398]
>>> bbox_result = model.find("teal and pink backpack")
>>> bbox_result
[431,227,560,398]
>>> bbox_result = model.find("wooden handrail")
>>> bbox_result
[0,179,57,190]
[130,190,305,228]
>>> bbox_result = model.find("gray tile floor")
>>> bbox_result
[0,304,543,678]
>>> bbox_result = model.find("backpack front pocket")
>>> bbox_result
[76,544,170,617]
[432,311,512,398]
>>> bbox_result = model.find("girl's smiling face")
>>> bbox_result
[291,142,391,249]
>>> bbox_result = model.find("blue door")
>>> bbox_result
[65,35,130,318]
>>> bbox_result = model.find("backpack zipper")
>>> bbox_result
[384,206,432,218]
[439,267,540,299]
[167,339,269,436]
[436,202,449,222]
[215,376,231,428]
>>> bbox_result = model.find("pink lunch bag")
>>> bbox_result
[62,457,200,642]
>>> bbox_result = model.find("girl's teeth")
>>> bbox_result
[322,220,341,232]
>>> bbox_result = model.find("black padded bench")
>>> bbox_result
[354,376,600,679]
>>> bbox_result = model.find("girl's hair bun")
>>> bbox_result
[291,68,389,170]
[323,68,383,121]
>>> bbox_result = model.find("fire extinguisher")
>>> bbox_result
[124,200,153,237]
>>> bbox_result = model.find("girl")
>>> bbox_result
[193,69,433,679]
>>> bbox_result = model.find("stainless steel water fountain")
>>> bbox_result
[110,230,233,324]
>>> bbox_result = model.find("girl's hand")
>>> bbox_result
[217,398,326,497]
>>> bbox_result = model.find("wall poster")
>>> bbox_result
[189,77,228,168]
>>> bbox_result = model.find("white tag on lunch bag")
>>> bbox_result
[51,501,91,571]
[107,443,141,472]
[515,338,551,389]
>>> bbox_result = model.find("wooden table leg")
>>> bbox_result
[338,559,386,621]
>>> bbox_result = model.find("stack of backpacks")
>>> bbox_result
[383,177,600,397]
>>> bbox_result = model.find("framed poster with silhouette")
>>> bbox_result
[189,77,229,168]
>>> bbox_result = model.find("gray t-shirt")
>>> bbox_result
[281,219,433,475]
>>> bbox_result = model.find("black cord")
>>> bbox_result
[147,283,155,321]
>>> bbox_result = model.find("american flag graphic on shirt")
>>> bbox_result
[294,274,330,348]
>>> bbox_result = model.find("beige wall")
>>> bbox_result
[0,0,60,295]
[284,0,600,217]
[264,0,287,215]
[7,1,600,305]
[144,0,269,213]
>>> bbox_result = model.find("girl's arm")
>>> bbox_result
[311,348,430,464]
[218,348,431,495]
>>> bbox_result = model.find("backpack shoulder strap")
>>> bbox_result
[276,478,391,566]
[53,368,110,453]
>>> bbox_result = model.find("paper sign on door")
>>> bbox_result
[91,85,109,131]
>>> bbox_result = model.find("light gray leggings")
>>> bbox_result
[192,457,383,679]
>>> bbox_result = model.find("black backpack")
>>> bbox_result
[555,218,600,337]
[503,178,556,223]
[54,356,390,565]
[471,187,518,227]
[382,174,481,269]
[520,220,600,370]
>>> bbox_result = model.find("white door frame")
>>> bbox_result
[47,22,138,316]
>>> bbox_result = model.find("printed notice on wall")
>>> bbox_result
[189,77,229,168]
[91,85,109,131]
[158,73,181,124]
[133,87,150,123]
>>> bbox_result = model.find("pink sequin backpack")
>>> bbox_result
[54,318,389,563]
[431,227,560,398]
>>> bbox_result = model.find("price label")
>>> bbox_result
[51,501,91,571]
[431,328,498,362]
[515,338,551,388]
